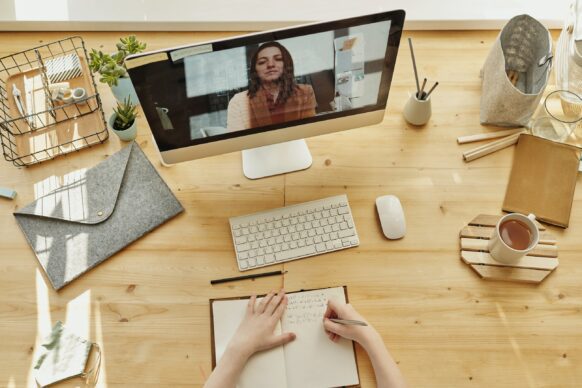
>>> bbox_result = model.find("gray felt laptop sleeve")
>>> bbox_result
[14,142,184,290]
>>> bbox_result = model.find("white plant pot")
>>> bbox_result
[109,113,137,141]
[110,77,140,105]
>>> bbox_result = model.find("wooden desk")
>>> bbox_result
[1,30,581,388]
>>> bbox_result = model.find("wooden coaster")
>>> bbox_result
[459,214,558,284]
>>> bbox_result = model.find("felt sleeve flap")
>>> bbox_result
[14,144,132,224]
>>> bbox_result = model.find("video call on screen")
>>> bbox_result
[132,20,391,149]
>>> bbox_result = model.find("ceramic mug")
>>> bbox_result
[488,213,539,264]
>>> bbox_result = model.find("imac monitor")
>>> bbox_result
[125,10,405,179]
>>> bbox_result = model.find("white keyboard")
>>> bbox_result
[229,195,359,271]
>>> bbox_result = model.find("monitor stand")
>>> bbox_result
[242,139,312,179]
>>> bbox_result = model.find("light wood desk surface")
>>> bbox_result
[1,30,581,388]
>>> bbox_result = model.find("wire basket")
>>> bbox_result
[0,36,108,167]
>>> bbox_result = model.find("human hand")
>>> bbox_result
[227,290,296,359]
[323,299,379,349]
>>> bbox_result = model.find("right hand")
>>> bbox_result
[322,299,379,348]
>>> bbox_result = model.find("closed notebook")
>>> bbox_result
[503,134,581,228]
[14,142,184,290]
[210,286,360,388]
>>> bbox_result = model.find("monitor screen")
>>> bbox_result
[126,11,404,156]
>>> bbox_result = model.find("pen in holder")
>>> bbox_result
[403,91,432,126]
[405,38,437,126]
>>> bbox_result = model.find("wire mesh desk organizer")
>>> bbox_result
[0,36,108,167]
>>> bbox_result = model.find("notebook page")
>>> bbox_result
[212,298,287,388]
[282,287,359,388]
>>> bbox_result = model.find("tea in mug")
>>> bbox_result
[499,219,532,250]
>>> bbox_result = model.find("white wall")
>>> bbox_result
[0,0,572,30]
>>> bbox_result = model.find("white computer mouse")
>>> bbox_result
[375,195,406,239]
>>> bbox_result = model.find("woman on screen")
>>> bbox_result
[227,41,317,131]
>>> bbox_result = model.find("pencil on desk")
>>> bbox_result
[210,270,287,285]
[330,318,368,326]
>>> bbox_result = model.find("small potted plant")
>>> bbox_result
[109,97,139,141]
[89,35,146,104]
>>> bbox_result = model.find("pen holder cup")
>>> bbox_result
[403,92,432,126]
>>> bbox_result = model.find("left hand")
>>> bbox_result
[227,289,296,358]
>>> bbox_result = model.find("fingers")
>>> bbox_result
[256,291,276,314]
[270,332,296,348]
[273,294,288,321]
[247,295,257,315]
[323,303,337,320]
[323,318,346,341]
[265,290,285,315]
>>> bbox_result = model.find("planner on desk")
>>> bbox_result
[210,286,360,388]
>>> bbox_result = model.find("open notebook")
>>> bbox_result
[210,286,360,388]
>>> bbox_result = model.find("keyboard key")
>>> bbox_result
[239,251,249,260]
[342,239,351,247]
[232,224,241,230]
[265,254,275,263]
[338,229,355,238]
[249,250,257,258]
[275,245,317,261]
[248,258,256,267]
[240,260,248,269]
[251,241,259,250]
[234,230,242,237]
[326,241,334,250]
[322,234,330,242]
[316,243,327,252]
[333,240,342,249]
[235,236,247,244]
[257,256,265,265]
[330,232,338,240]
[290,241,298,249]
[340,222,348,230]
[237,243,250,252]
[338,207,349,215]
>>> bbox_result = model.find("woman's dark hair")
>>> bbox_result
[248,41,297,105]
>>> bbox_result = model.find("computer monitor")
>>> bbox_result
[125,10,405,179]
